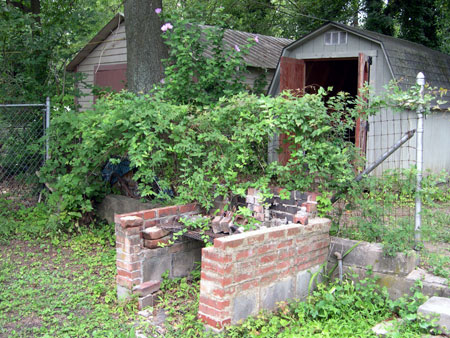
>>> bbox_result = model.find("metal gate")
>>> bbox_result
[0,98,50,205]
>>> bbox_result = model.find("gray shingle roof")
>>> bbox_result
[66,14,292,72]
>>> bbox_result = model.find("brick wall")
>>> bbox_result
[114,203,200,308]
[246,187,318,224]
[198,218,331,330]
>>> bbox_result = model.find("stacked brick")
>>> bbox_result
[115,203,199,309]
[198,218,331,330]
[246,188,318,225]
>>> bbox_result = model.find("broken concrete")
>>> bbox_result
[418,297,450,335]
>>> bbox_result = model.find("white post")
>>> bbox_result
[415,72,425,249]
[45,97,50,161]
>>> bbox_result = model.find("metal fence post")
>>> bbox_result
[45,97,50,161]
[415,72,425,249]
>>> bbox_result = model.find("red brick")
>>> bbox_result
[312,239,329,250]
[234,273,253,283]
[279,248,295,260]
[116,234,125,244]
[214,238,244,250]
[120,216,144,228]
[199,304,227,319]
[247,234,265,244]
[144,236,171,249]
[261,273,277,284]
[307,192,319,202]
[287,227,301,236]
[116,251,141,262]
[117,268,141,279]
[116,275,133,289]
[144,219,159,228]
[257,244,276,255]
[116,260,141,271]
[198,313,231,329]
[268,229,285,239]
[248,188,257,196]
[254,213,264,221]
[125,235,141,246]
[277,240,293,249]
[297,245,313,255]
[293,215,308,225]
[157,206,178,217]
[133,280,161,296]
[260,254,277,264]
[114,211,143,224]
[258,265,276,275]
[179,203,198,214]
[142,210,156,220]
[143,227,170,240]
[202,249,232,264]
[201,272,233,287]
[199,296,230,310]
[212,288,226,297]
[302,202,317,213]
[271,187,283,195]
[276,260,291,271]
[201,260,232,275]
[253,205,263,213]
[235,249,253,261]
[240,279,259,291]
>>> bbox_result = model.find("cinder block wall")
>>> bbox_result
[198,218,331,330]
[114,203,200,305]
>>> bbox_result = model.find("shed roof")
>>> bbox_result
[270,22,450,108]
[66,13,293,72]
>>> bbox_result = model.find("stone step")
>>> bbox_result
[418,297,450,335]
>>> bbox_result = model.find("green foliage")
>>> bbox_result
[0,0,122,103]
[157,5,256,106]
[336,169,450,256]
[42,88,364,227]
[0,225,143,337]
[166,216,212,247]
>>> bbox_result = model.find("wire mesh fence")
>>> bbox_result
[0,100,49,206]
[333,105,419,249]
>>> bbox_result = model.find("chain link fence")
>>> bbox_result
[0,99,50,206]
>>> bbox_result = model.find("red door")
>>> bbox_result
[278,57,305,165]
[356,53,369,155]
[94,64,127,102]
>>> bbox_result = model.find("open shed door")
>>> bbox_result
[278,57,305,165]
[356,53,370,155]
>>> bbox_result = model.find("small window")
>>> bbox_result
[324,31,348,45]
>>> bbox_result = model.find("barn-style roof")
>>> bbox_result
[270,22,450,109]
[66,13,292,72]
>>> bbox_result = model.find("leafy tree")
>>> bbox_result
[385,0,440,49]
[363,0,394,35]
[0,0,122,103]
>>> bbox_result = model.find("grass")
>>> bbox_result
[0,227,143,337]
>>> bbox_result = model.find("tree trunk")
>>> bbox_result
[124,0,168,93]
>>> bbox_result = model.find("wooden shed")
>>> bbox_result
[268,22,450,174]
[66,13,292,111]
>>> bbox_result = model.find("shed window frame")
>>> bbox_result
[324,31,348,45]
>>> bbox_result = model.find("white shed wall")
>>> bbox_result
[76,23,127,111]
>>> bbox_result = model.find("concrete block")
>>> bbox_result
[418,297,450,335]
[172,248,202,278]
[143,253,172,281]
[329,237,418,276]
[232,291,259,324]
[97,194,159,224]
[138,294,155,310]
[117,284,131,301]
[296,265,321,300]
[261,277,293,311]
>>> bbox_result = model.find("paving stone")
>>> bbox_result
[418,297,450,335]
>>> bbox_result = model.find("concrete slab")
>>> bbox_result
[418,297,450,335]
